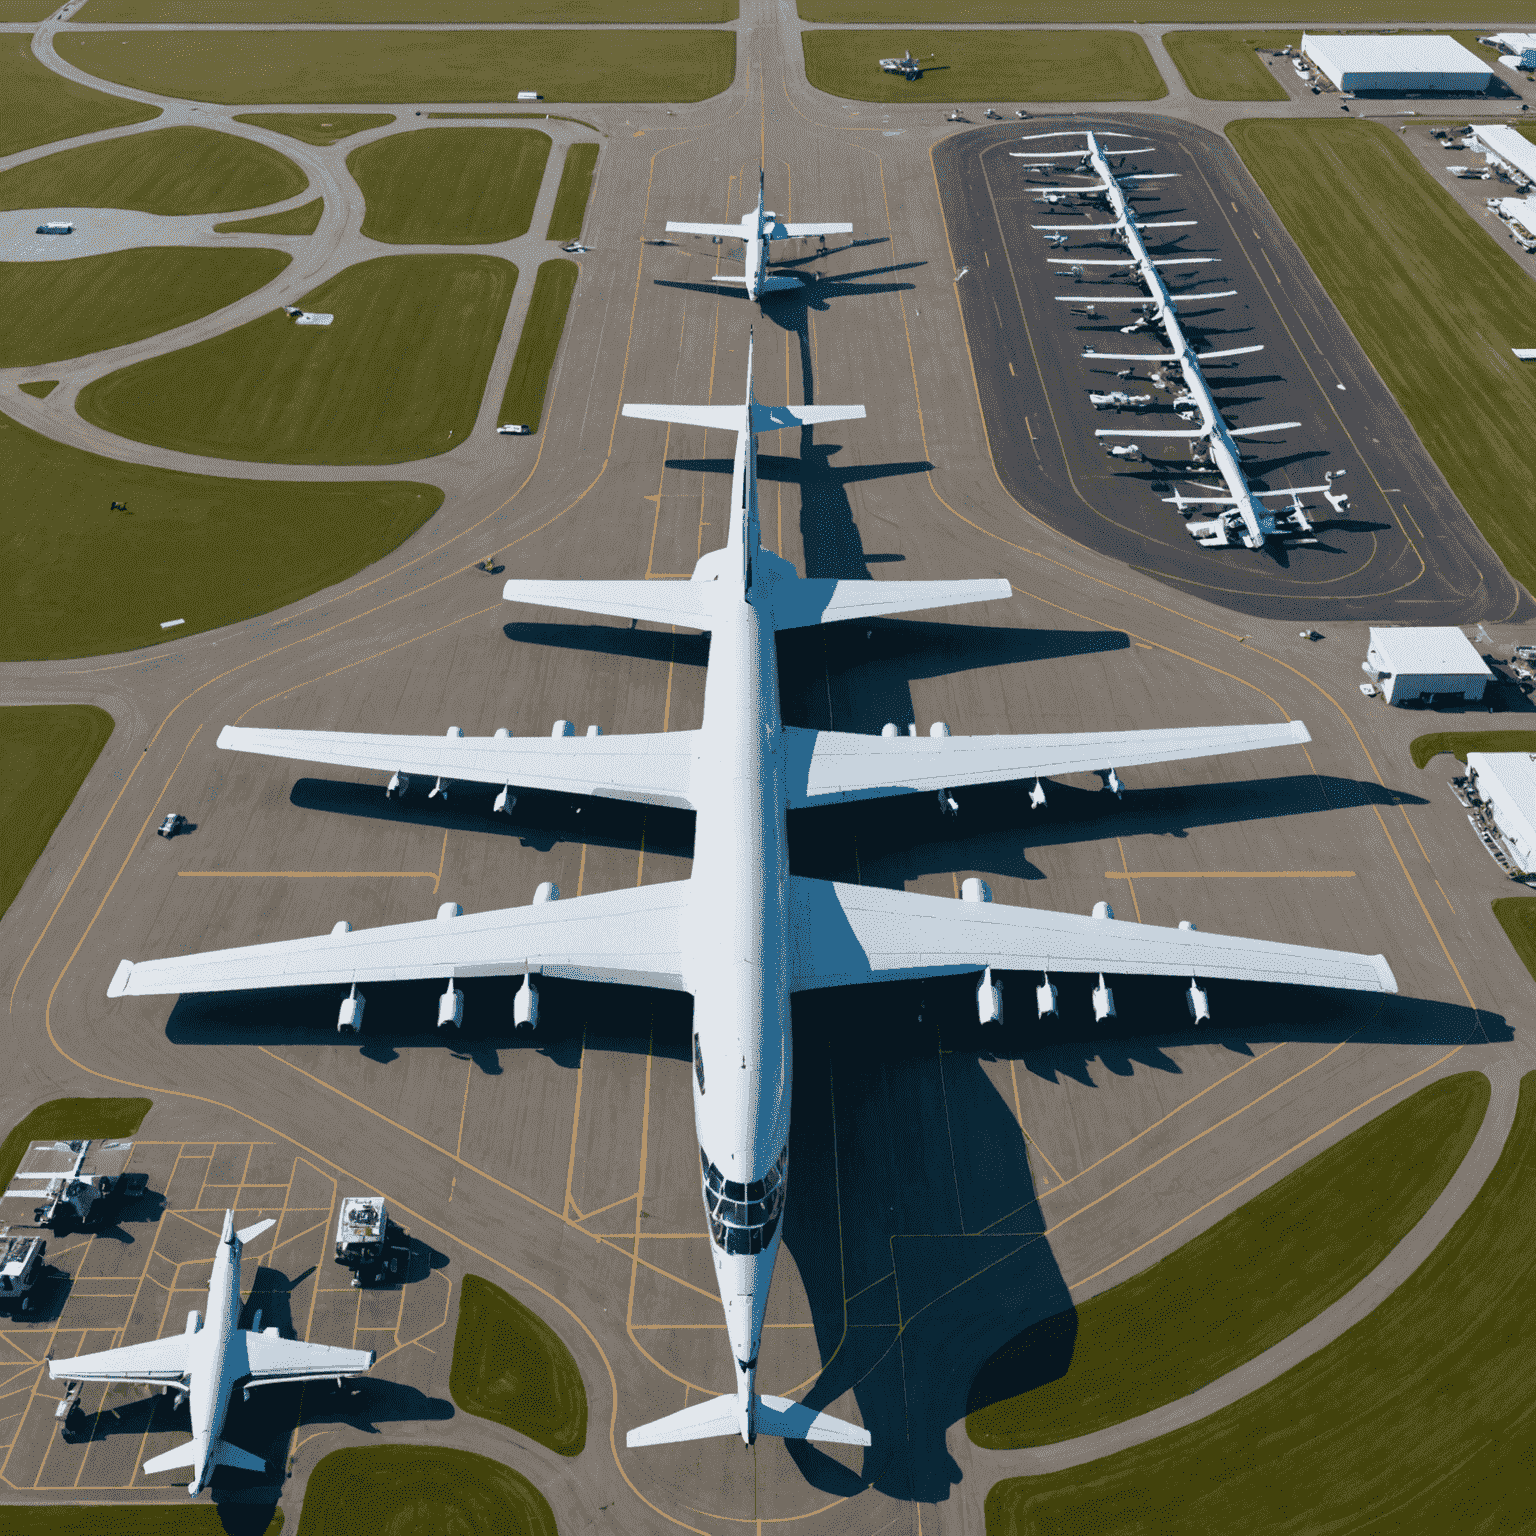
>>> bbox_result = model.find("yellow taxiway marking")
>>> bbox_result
[1104,869,1356,879]
[177,871,438,879]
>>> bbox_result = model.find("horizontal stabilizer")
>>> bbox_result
[709,274,749,285]
[759,1394,871,1445]
[144,1441,201,1475]
[665,220,742,239]
[750,401,865,432]
[771,577,1010,632]
[503,576,716,631]
[622,402,745,433]
[1083,351,1177,362]
[755,273,803,293]
[236,1217,275,1246]
[1097,428,1209,439]
[1227,422,1300,437]
[625,1392,869,1447]
[772,221,852,239]
[213,1441,266,1473]
[627,1393,739,1447]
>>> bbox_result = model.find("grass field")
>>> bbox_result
[296,1446,554,1536]
[449,1274,587,1455]
[546,142,599,242]
[1229,119,1536,602]
[0,1508,280,1535]
[1,36,158,156]
[214,198,323,235]
[803,30,1165,103]
[0,407,440,660]
[968,1072,1488,1448]
[0,1095,150,1192]
[0,125,305,216]
[77,254,515,465]
[82,0,733,17]
[498,258,577,432]
[1492,897,1536,987]
[349,127,550,244]
[1410,730,1536,769]
[799,0,1536,18]
[56,30,737,104]
[18,381,57,398]
[0,249,290,367]
[1163,30,1292,100]
[985,1068,1536,1535]
[232,112,394,146]
[0,713,116,924]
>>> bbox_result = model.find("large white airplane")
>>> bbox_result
[50,1210,374,1496]
[107,333,1396,1452]
[666,168,851,301]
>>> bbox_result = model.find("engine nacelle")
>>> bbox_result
[386,771,410,800]
[437,901,462,921]
[331,920,352,935]
[494,726,512,739]
[1187,979,1210,1024]
[1036,975,1059,1019]
[552,720,574,738]
[533,881,560,905]
[1179,919,1198,931]
[1093,901,1115,920]
[929,722,951,738]
[881,722,900,739]
[1092,973,1116,1022]
[514,973,540,1029]
[961,878,992,903]
[937,789,960,817]
[1028,778,1047,810]
[586,724,602,737]
[337,983,365,1034]
[429,775,449,800]
[445,726,463,738]
[976,966,1003,1025]
[1104,766,1124,799]
[493,785,517,816]
[437,981,464,1030]
[186,1310,203,1334]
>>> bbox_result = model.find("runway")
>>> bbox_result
[3,10,1536,1533]
[935,115,1533,625]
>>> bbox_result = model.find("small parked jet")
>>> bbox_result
[665,168,850,301]
[879,47,929,79]
[50,1211,374,1496]
[107,335,1395,1456]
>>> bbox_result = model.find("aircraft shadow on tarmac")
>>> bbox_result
[651,259,923,310]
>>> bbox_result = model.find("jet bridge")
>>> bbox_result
[1025,131,1341,551]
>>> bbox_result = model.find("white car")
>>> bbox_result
[157,812,186,838]
[497,424,530,435]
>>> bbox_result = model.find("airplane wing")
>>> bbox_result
[666,221,744,238]
[216,722,697,810]
[50,1333,189,1387]
[504,576,716,634]
[788,879,1396,993]
[769,222,853,240]
[242,1330,374,1388]
[770,577,1011,632]
[107,880,692,998]
[783,719,1308,807]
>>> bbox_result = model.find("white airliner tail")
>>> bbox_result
[626,1392,869,1448]
[143,1440,202,1475]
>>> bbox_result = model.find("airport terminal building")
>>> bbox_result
[1466,752,1536,873]
[1301,34,1493,94]
[1364,626,1493,705]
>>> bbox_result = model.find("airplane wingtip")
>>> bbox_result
[1291,720,1312,745]
[108,959,134,999]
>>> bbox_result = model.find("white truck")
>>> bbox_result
[0,1230,46,1313]
[334,1197,404,1287]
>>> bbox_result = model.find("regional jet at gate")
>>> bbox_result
[665,168,850,300]
[50,1211,373,1496]
[108,333,1396,1454]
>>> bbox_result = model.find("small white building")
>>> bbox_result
[1468,124,1536,187]
[1467,752,1536,871]
[1365,626,1493,705]
[1484,32,1536,68]
[1302,34,1493,94]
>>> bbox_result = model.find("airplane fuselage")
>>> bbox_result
[185,1234,242,1494]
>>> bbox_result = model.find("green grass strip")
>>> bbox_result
[214,198,323,235]
[546,142,599,242]
[1163,31,1292,100]
[85,0,733,18]
[986,1069,1536,1536]
[968,1071,1489,1449]
[0,1511,280,1535]
[77,253,516,465]
[799,0,1536,18]
[803,30,1165,103]
[0,1095,152,1194]
[0,35,158,153]
[449,1273,587,1455]
[0,249,291,367]
[0,709,114,922]
[1228,119,1536,602]
[350,127,550,244]
[0,406,440,660]
[1411,730,1536,769]
[56,30,737,105]
[0,125,305,216]
[17,381,56,398]
[1493,898,1536,986]
[233,112,395,146]
[497,258,577,433]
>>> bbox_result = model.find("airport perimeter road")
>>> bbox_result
[3,5,1536,1534]
[934,116,1532,626]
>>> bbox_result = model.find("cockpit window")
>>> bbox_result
[699,1145,787,1255]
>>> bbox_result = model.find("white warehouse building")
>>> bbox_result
[1468,123,1536,186]
[1301,33,1493,94]
[1467,752,1536,873]
[1365,626,1493,706]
